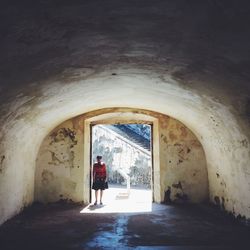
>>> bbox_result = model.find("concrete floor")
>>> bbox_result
[0,187,250,250]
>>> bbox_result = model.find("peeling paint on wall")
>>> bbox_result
[50,128,77,146]
[35,108,208,205]
[160,116,208,203]
[35,120,84,203]
[41,169,54,185]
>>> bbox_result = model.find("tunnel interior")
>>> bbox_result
[0,0,250,248]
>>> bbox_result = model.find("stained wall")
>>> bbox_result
[35,120,84,203]
[159,116,208,203]
[35,109,208,204]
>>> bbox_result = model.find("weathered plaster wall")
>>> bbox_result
[0,0,250,225]
[35,120,84,203]
[35,109,207,205]
[0,75,249,225]
[0,76,249,225]
[159,116,208,203]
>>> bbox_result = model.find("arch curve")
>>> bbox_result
[35,107,209,205]
[0,71,249,224]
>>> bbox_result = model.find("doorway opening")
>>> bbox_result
[87,123,153,213]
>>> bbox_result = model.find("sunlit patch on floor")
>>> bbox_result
[80,186,153,213]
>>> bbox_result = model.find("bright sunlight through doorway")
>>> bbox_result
[81,123,153,213]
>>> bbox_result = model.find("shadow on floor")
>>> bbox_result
[0,198,250,249]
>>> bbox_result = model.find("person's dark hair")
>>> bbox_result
[97,155,102,159]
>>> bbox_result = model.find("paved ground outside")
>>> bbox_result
[85,184,152,213]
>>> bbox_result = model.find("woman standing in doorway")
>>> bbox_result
[92,155,108,205]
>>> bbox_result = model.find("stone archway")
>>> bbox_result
[83,109,160,204]
[34,108,208,206]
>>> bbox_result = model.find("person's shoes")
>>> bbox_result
[94,201,97,205]
[100,202,103,205]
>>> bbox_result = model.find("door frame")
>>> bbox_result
[83,112,161,204]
